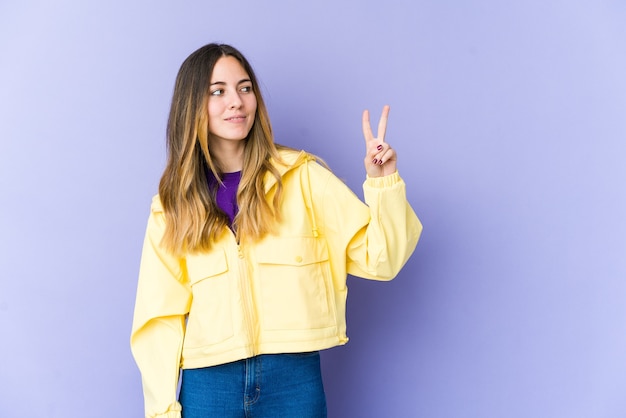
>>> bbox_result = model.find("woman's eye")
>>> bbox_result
[240,85,252,93]
[210,89,224,96]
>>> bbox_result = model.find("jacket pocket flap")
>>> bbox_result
[256,237,329,266]
[186,249,229,285]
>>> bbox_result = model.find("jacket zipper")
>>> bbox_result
[236,242,257,355]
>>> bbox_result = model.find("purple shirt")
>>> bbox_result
[208,171,241,226]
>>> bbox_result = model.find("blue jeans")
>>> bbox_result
[179,352,327,417]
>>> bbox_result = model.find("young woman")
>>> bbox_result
[131,43,422,418]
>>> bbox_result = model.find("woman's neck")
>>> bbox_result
[209,141,244,173]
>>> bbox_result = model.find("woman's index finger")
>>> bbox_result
[362,109,374,142]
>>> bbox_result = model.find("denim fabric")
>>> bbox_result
[179,352,327,417]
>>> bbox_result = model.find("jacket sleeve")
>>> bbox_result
[130,197,191,418]
[319,167,422,281]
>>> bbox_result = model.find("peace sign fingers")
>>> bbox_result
[362,105,389,144]
[362,105,397,177]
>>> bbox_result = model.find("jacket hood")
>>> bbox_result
[263,148,315,193]
[151,148,314,213]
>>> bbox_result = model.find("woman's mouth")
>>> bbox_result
[225,115,246,122]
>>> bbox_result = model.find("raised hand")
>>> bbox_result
[362,105,397,177]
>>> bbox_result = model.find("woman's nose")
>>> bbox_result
[229,94,243,109]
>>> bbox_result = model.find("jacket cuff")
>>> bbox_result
[149,403,182,418]
[364,171,401,188]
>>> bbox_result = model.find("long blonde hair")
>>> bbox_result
[158,43,285,255]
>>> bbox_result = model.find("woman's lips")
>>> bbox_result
[225,115,246,122]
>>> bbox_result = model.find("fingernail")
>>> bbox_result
[372,159,378,164]
[377,145,383,151]
[378,159,384,165]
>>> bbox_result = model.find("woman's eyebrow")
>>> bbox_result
[210,78,251,86]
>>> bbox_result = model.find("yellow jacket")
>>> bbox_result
[130,149,422,418]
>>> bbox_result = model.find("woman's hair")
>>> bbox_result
[158,43,286,255]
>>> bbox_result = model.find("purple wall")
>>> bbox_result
[1,1,625,417]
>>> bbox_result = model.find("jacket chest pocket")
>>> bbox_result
[256,237,335,331]
[184,249,234,347]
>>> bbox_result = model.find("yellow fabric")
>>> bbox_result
[130,149,422,417]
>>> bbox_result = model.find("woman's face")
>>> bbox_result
[207,56,258,146]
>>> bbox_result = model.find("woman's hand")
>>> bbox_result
[362,105,397,177]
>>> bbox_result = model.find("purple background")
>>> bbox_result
[1,1,625,417]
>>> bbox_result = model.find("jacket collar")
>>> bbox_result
[263,149,312,193]
[151,149,312,212]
